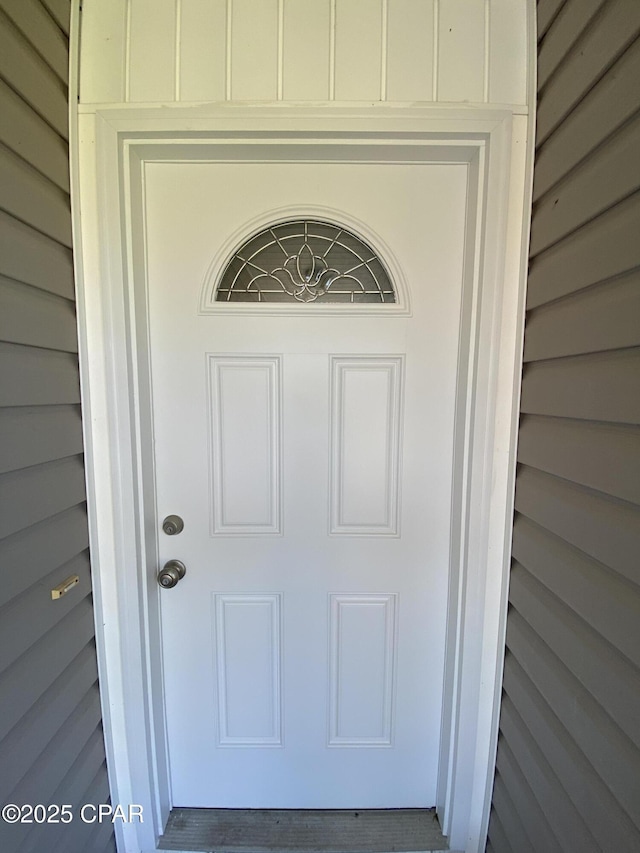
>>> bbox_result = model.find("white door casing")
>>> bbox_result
[146,159,466,806]
[75,106,525,853]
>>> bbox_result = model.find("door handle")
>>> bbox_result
[157,559,186,589]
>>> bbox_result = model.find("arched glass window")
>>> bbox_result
[215,219,396,304]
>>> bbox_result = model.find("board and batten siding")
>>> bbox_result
[0,2,115,852]
[78,0,528,108]
[487,2,640,852]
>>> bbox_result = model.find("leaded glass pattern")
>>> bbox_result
[215,220,396,304]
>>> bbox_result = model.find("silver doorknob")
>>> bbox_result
[162,514,184,535]
[157,559,186,589]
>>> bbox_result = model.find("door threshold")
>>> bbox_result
[157,808,448,852]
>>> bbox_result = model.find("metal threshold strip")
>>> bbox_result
[158,808,447,852]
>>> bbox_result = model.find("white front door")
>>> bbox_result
[145,153,467,808]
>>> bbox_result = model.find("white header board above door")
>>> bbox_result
[78,0,529,108]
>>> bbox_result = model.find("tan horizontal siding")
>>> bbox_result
[537,0,605,91]
[0,342,81,406]
[40,0,70,35]
[0,7,68,138]
[520,348,640,424]
[0,210,74,298]
[502,651,640,851]
[490,10,640,851]
[513,517,640,667]
[509,562,640,748]
[530,110,640,254]
[537,0,567,41]
[48,763,114,853]
[495,736,562,853]
[524,269,640,361]
[0,0,68,82]
[517,415,640,504]
[527,190,640,308]
[515,467,639,584]
[0,78,69,191]
[0,5,113,852]
[533,38,640,201]
[19,730,109,853]
[0,455,85,538]
[0,506,89,608]
[96,822,118,853]
[0,551,91,672]
[0,641,98,804]
[3,686,103,851]
[0,405,83,473]
[499,694,600,852]
[485,807,511,853]
[491,775,535,853]
[0,596,96,742]
[0,275,77,352]
[0,143,71,245]
[536,0,640,145]
[10,685,103,805]
[91,781,120,853]
[507,610,640,828]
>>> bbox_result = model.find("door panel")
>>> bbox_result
[145,158,467,807]
[209,355,282,534]
[328,593,397,746]
[214,593,282,746]
[330,357,404,534]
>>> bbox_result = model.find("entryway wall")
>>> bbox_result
[75,3,534,852]
[487,3,640,851]
[0,3,115,852]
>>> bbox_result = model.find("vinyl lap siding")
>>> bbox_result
[487,2,640,852]
[0,3,115,852]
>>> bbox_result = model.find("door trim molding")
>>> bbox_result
[74,106,526,853]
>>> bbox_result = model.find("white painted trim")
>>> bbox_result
[73,104,530,853]
[467,6,538,849]
[71,4,151,853]
[77,99,530,115]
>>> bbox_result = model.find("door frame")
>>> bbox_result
[73,105,527,853]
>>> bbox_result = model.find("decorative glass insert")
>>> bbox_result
[216,220,396,304]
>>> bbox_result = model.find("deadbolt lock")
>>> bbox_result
[162,514,184,535]
[157,559,186,589]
